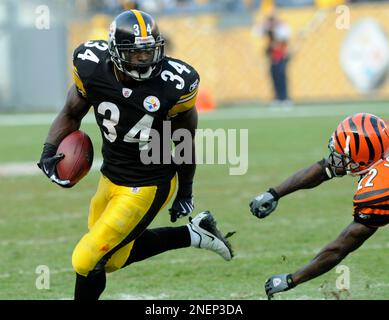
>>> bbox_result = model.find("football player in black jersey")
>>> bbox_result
[38,10,233,300]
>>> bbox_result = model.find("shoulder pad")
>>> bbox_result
[163,58,200,117]
[162,58,200,94]
[72,40,109,97]
[73,40,109,78]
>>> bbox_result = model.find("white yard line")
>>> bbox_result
[0,159,103,177]
[1,103,388,127]
[200,104,389,121]
[0,113,96,126]
[0,268,75,280]
[0,236,76,247]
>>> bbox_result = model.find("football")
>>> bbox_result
[56,130,94,187]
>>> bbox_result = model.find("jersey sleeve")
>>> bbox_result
[353,161,389,215]
[167,64,200,118]
[72,41,105,98]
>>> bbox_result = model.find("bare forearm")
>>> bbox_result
[45,85,90,146]
[274,161,330,198]
[292,246,346,285]
[46,112,82,146]
[292,222,376,285]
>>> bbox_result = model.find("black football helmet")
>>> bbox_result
[108,10,165,81]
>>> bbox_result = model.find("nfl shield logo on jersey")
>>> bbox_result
[131,187,140,194]
[143,96,160,112]
[122,88,132,98]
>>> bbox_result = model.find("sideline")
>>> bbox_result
[1,103,388,126]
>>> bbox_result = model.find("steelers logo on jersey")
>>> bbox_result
[143,96,160,112]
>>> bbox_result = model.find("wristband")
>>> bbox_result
[317,158,334,180]
[267,188,280,201]
[286,274,296,288]
[41,143,57,160]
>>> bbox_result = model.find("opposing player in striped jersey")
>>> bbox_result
[38,10,233,300]
[249,113,389,299]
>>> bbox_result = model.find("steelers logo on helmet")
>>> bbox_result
[108,10,165,81]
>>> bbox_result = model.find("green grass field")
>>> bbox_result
[1,102,389,300]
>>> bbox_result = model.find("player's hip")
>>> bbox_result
[354,210,389,228]
[100,162,177,187]
[92,173,177,216]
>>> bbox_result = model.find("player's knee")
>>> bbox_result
[72,254,93,277]
[72,243,98,277]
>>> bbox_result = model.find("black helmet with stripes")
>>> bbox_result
[108,10,165,81]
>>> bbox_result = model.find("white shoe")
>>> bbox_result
[188,211,234,261]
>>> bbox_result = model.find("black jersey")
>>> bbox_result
[72,40,200,187]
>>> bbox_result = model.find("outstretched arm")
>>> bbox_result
[250,158,341,218]
[292,221,376,285]
[273,159,335,198]
[265,221,377,298]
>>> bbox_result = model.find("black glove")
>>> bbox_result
[169,183,194,222]
[37,143,70,187]
[265,273,295,300]
[249,188,279,219]
[169,196,194,222]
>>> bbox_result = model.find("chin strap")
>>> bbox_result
[349,158,384,176]
[111,57,153,81]
[127,66,154,81]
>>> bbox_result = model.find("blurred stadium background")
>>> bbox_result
[1,0,389,300]
[2,0,389,110]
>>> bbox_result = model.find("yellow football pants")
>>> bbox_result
[72,175,176,276]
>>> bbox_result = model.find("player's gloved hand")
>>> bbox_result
[169,183,194,222]
[249,188,279,219]
[265,273,295,300]
[169,196,194,222]
[37,143,70,187]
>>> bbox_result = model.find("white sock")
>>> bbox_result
[187,224,201,247]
